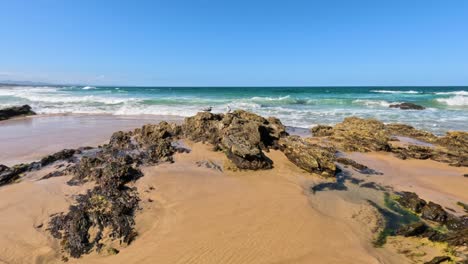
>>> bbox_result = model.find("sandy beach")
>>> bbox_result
[0,113,466,264]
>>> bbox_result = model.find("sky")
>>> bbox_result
[0,0,468,86]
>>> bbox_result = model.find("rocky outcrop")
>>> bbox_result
[311,125,333,137]
[335,157,368,171]
[279,136,336,177]
[0,104,36,120]
[389,102,425,110]
[327,117,391,152]
[48,121,182,258]
[395,191,468,247]
[183,110,287,170]
[385,123,438,143]
[397,192,427,213]
[311,118,467,167]
[420,202,448,223]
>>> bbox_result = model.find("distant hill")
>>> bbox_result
[0,80,57,86]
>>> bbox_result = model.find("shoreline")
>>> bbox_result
[0,110,466,263]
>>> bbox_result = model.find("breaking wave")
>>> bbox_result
[371,90,421,94]
[436,95,468,106]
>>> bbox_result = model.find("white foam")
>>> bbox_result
[371,90,421,94]
[82,86,96,90]
[352,99,395,107]
[434,91,468,96]
[436,95,468,106]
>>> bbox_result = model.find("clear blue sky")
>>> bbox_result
[0,0,467,86]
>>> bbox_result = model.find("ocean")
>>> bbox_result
[0,85,467,135]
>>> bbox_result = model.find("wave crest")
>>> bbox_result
[371,90,421,94]
[436,95,468,106]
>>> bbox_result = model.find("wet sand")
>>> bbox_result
[0,114,183,166]
[0,114,466,263]
[349,152,468,214]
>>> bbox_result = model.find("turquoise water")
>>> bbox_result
[0,85,467,134]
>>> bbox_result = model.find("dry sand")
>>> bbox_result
[0,115,466,263]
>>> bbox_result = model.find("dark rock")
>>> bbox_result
[279,136,336,177]
[389,102,425,110]
[0,163,32,186]
[0,104,36,121]
[421,202,448,223]
[335,157,381,174]
[445,215,468,231]
[336,157,368,171]
[311,125,334,137]
[359,182,385,191]
[39,170,65,180]
[424,256,451,264]
[40,149,77,166]
[183,110,287,170]
[397,192,427,213]
[396,221,428,237]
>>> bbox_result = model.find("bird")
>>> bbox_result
[201,106,212,112]
[226,105,231,113]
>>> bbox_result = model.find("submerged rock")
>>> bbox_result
[395,221,428,237]
[389,102,425,110]
[0,104,36,121]
[279,136,336,177]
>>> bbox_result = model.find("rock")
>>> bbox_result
[311,125,334,137]
[183,110,287,170]
[445,215,468,231]
[421,202,448,223]
[441,227,468,247]
[0,104,36,121]
[40,149,77,166]
[182,112,224,146]
[359,182,385,191]
[396,222,428,237]
[424,256,451,264]
[397,192,427,213]
[335,157,368,171]
[106,247,119,255]
[279,136,336,177]
[133,121,181,146]
[437,131,468,151]
[385,123,438,143]
[329,117,391,152]
[391,145,434,160]
[389,102,425,110]
[457,201,468,213]
[0,163,31,186]
[196,160,223,172]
